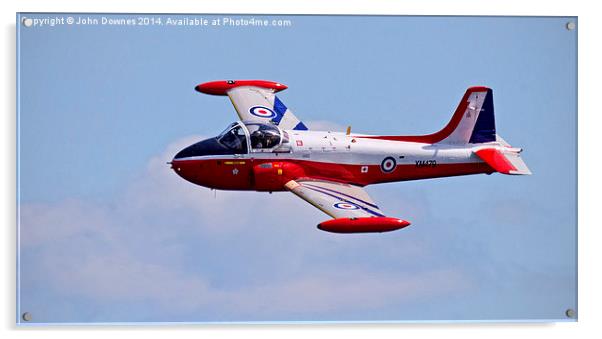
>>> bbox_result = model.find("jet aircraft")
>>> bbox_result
[171,80,530,233]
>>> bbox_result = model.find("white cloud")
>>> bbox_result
[18,137,470,322]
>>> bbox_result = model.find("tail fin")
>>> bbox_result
[356,86,497,144]
[438,86,496,144]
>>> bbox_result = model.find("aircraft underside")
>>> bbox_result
[172,156,494,191]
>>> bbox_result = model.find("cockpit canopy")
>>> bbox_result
[217,121,290,154]
[216,122,248,153]
[174,121,291,160]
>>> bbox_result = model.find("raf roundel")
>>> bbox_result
[333,202,360,210]
[381,156,397,173]
[249,105,277,119]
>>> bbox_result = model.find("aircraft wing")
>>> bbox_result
[284,179,411,233]
[196,80,309,130]
[285,179,385,219]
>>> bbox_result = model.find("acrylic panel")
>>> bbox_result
[16,13,577,324]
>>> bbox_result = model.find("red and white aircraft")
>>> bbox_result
[171,80,530,233]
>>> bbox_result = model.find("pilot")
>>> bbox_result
[250,128,280,149]
[250,130,265,148]
[263,131,279,148]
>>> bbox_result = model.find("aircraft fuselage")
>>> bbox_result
[171,128,493,192]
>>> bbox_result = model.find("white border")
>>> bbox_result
[2,0,599,338]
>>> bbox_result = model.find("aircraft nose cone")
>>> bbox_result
[171,145,194,178]
[171,157,196,183]
[171,141,207,183]
[170,158,183,174]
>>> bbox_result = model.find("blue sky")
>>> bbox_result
[17,14,577,323]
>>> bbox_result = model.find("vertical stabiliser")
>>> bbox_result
[355,86,497,144]
[439,87,496,144]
